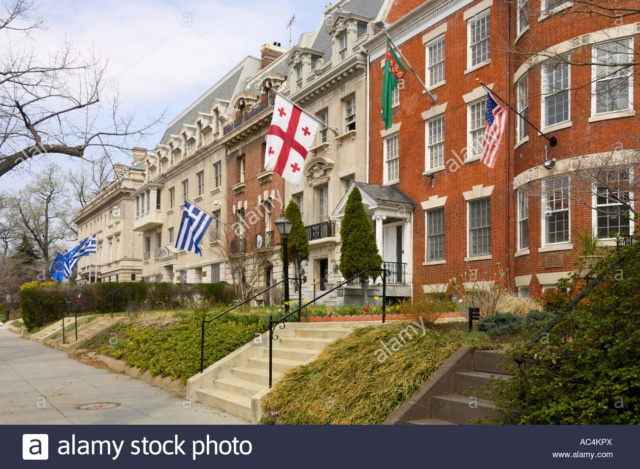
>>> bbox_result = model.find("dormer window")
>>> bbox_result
[238,98,246,114]
[338,34,348,61]
[182,133,189,157]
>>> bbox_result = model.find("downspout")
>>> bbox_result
[505,0,512,289]
[365,46,371,184]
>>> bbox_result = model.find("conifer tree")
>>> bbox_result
[339,186,382,304]
[282,200,309,283]
[12,233,40,265]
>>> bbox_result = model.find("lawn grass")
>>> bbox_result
[261,322,498,425]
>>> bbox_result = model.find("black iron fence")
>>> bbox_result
[306,221,335,241]
[230,238,247,254]
[384,262,407,284]
[255,231,274,249]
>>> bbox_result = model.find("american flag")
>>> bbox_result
[481,93,508,169]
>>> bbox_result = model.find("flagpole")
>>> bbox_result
[476,78,557,147]
[379,31,437,104]
[272,91,340,137]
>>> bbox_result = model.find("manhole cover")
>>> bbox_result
[76,402,121,410]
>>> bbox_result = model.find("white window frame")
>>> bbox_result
[315,185,329,223]
[541,55,571,129]
[518,286,530,299]
[517,190,529,251]
[213,161,222,188]
[197,171,205,196]
[295,65,303,91]
[516,74,529,142]
[541,176,571,246]
[425,35,445,88]
[542,0,571,15]
[467,98,487,160]
[591,38,634,117]
[517,0,529,35]
[592,169,634,239]
[467,10,491,70]
[383,133,400,184]
[425,207,445,262]
[467,198,491,257]
[426,115,445,171]
[239,156,246,183]
[318,110,329,144]
[182,179,189,201]
[344,97,356,132]
[169,188,175,210]
[293,192,304,220]
[338,34,348,61]
[392,86,400,106]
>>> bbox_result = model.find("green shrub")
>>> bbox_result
[525,309,555,329]
[478,312,524,336]
[20,283,67,329]
[493,237,640,424]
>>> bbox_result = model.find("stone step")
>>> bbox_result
[270,346,317,362]
[295,328,351,340]
[455,371,511,400]
[408,418,456,425]
[231,367,281,386]
[474,350,514,374]
[196,388,253,422]
[431,394,502,425]
[279,337,333,351]
[249,356,301,374]
[214,377,264,398]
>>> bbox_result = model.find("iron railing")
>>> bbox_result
[266,267,387,387]
[230,238,247,254]
[255,231,274,249]
[305,221,335,241]
[143,251,150,261]
[209,229,221,242]
[223,94,276,135]
[154,247,162,258]
[384,262,407,284]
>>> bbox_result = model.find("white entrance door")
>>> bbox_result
[383,224,403,283]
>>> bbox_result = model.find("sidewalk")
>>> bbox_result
[0,328,249,425]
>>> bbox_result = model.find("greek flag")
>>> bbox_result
[176,201,213,256]
[64,235,97,276]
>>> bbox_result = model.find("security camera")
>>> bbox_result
[543,158,556,170]
[213,201,219,206]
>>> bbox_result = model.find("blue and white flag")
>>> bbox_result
[64,235,97,276]
[175,201,213,256]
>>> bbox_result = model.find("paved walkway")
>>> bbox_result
[0,328,249,424]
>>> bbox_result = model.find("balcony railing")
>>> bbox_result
[223,94,276,135]
[230,238,247,255]
[384,262,407,285]
[256,231,274,249]
[143,251,150,261]
[209,229,221,243]
[154,247,162,258]
[306,221,335,241]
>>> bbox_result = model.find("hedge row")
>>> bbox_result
[20,281,235,329]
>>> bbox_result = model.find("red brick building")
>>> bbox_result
[364,0,638,297]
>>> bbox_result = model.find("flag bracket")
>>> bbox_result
[476,79,557,148]
[379,29,437,105]
[273,91,340,137]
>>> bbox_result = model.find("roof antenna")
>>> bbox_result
[287,14,296,48]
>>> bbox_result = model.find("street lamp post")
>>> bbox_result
[275,216,293,315]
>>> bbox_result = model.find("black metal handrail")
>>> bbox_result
[305,221,335,241]
[266,266,387,387]
[198,279,286,373]
[514,235,636,365]
[223,94,276,135]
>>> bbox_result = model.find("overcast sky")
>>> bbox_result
[3,0,326,190]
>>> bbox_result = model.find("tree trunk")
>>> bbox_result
[361,279,368,306]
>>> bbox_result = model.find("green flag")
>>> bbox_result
[382,41,407,130]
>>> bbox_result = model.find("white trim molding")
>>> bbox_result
[423,283,448,293]
[463,184,495,201]
[463,83,493,104]
[463,0,493,21]
[515,274,533,287]
[422,23,448,44]
[536,271,572,286]
[463,280,495,291]
[420,195,448,210]
[421,102,448,121]
[380,122,402,138]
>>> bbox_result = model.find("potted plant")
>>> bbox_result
[574,228,607,270]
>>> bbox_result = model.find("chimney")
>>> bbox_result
[132,147,147,163]
[113,163,126,177]
[260,43,286,70]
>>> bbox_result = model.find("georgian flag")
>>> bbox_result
[481,93,508,169]
[265,94,319,186]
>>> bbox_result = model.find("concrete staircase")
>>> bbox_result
[188,323,355,423]
[385,348,513,425]
[31,318,91,343]
[45,317,123,352]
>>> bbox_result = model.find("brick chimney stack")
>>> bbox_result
[260,43,287,69]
